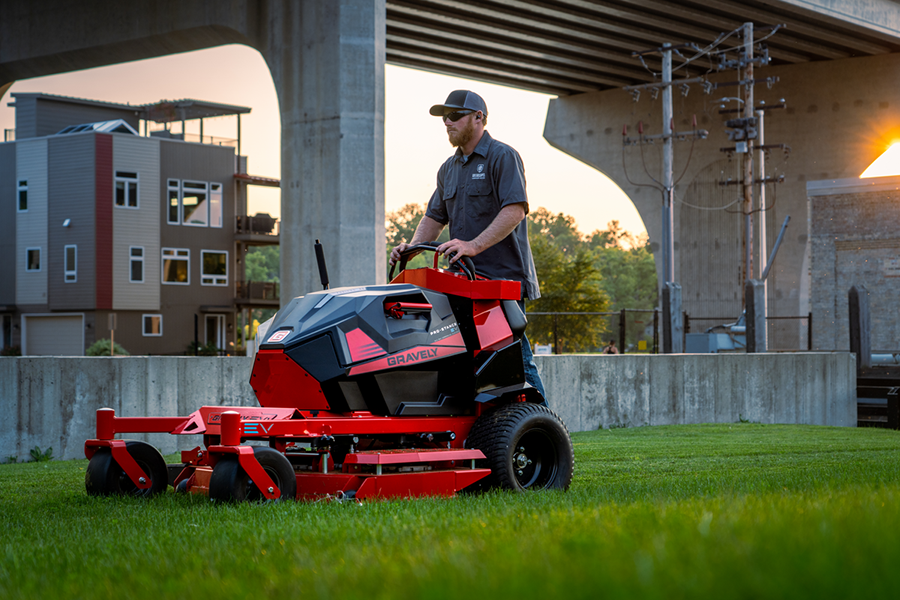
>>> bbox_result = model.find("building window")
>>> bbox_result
[17,180,27,212]
[115,171,139,208]
[26,247,41,272]
[142,314,162,337]
[129,246,144,283]
[64,245,77,282]
[182,181,209,226]
[167,179,180,224]
[201,250,228,286]
[210,183,223,228]
[167,179,220,227]
[161,248,189,285]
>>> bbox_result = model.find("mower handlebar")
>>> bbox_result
[389,242,476,281]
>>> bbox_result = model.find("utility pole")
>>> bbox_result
[741,22,754,285]
[623,43,708,353]
[662,44,675,285]
[756,106,767,345]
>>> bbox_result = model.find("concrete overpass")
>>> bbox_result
[3,0,900,347]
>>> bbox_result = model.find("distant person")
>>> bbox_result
[389,90,546,406]
[602,339,619,355]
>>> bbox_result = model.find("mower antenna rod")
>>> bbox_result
[314,239,330,290]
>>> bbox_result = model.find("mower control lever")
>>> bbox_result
[389,242,476,281]
[384,301,433,319]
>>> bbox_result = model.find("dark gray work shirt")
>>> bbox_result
[425,131,541,300]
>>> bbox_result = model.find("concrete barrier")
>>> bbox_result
[536,353,856,433]
[0,352,856,461]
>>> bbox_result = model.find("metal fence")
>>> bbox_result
[524,310,813,353]
[525,309,659,354]
[684,313,813,351]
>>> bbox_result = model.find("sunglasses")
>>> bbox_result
[443,110,474,122]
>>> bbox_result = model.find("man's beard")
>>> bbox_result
[448,118,475,148]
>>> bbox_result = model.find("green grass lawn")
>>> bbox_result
[3,423,900,600]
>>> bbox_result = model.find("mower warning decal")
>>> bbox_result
[348,344,465,375]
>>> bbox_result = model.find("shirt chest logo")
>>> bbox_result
[471,163,486,179]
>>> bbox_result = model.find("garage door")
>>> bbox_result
[23,314,84,356]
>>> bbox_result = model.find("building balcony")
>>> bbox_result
[235,214,280,244]
[235,280,280,308]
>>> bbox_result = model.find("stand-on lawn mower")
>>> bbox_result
[84,243,574,501]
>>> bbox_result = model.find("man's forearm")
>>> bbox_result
[410,216,445,245]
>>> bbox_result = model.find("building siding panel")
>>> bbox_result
[48,134,96,310]
[95,134,113,310]
[159,140,235,323]
[11,96,37,140]
[34,98,141,139]
[16,139,48,306]
[113,134,160,311]
[0,143,16,307]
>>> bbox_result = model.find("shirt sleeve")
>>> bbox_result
[424,162,449,225]
[492,147,529,214]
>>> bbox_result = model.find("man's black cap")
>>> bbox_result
[429,90,488,117]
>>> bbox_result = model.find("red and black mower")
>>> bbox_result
[84,242,574,502]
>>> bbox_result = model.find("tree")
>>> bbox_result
[385,203,449,273]
[589,221,658,351]
[242,246,280,343]
[245,245,279,283]
[526,210,610,352]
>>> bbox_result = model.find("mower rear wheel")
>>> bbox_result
[208,447,296,502]
[466,403,574,492]
[85,441,168,497]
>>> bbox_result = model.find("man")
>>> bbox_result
[389,90,547,405]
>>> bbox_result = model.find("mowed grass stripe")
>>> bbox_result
[2,423,899,600]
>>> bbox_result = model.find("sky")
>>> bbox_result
[2,43,632,238]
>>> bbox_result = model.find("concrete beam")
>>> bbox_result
[769,0,900,41]
[1,0,386,300]
[259,0,386,300]
[545,52,900,348]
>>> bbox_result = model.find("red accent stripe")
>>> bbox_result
[95,134,113,309]
[345,328,387,362]
[348,344,466,376]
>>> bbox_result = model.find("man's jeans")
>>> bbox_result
[518,300,548,407]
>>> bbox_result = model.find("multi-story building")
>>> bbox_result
[0,93,279,355]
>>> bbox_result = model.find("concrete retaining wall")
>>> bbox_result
[538,353,856,434]
[0,353,857,461]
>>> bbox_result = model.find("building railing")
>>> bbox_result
[235,280,280,303]
[235,214,280,237]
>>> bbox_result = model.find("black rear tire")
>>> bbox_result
[465,403,574,491]
[85,441,168,497]
[208,447,297,502]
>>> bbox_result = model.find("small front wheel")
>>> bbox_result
[85,441,168,497]
[208,447,296,502]
[466,403,574,492]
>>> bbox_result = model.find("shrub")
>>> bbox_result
[1,345,22,357]
[86,338,130,356]
[187,341,220,356]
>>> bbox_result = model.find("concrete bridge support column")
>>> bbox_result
[261,0,386,302]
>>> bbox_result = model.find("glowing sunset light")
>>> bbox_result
[860,142,900,178]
